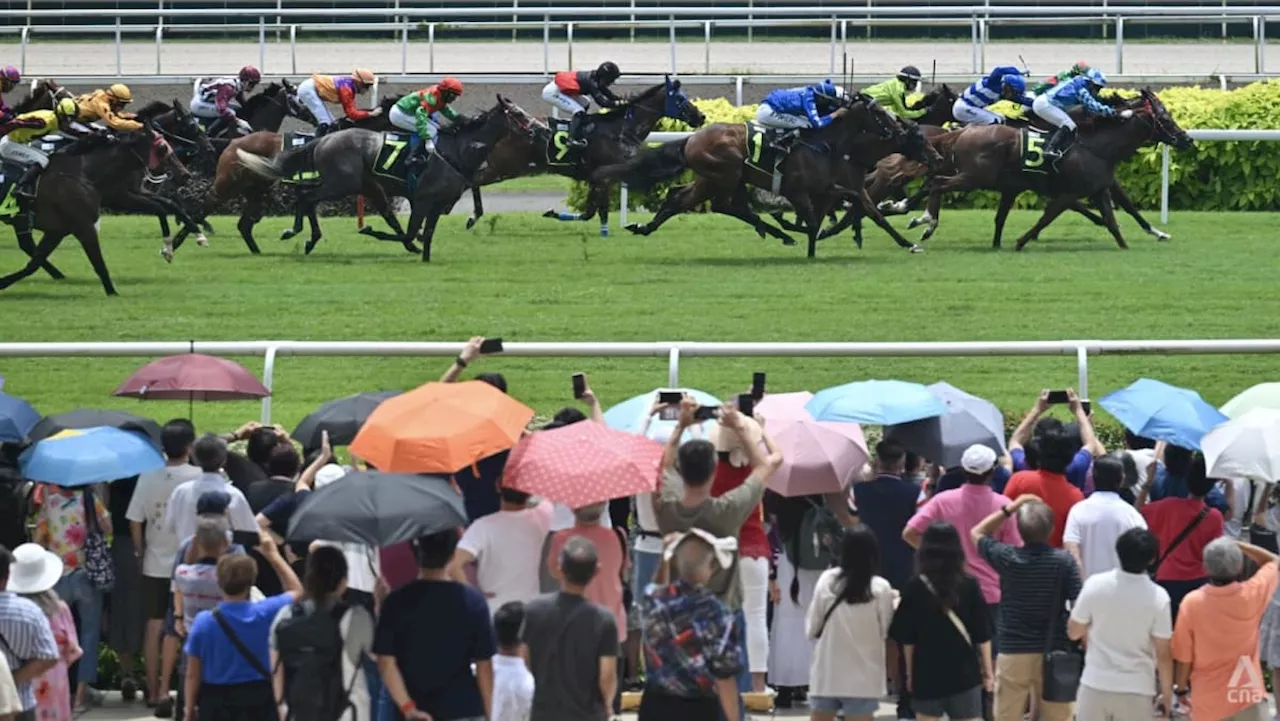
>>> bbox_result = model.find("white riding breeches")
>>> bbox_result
[0,137,49,168]
[296,79,334,125]
[188,97,222,119]
[389,105,440,149]
[1032,94,1077,131]
[754,104,814,130]
[542,82,588,116]
[952,99,1004,126]
[738,556,770,673]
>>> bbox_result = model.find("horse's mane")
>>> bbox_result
[380,94,403,110]
[439,103,500,136]
[592,81,669,123]
[241,82,286,112]
[134,100,173,121]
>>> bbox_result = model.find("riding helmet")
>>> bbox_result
[107,83,133,103]
[439,77,464,96]
[55,98,78,118]
[239,65,262,84]
[0,66,18,87]
[351,68,376,86]
[898,65,923,81]
[595,61,621,84]
[1085,68,1108,87]
[1001,74,1027,95]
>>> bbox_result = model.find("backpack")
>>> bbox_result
[275,600,356,721]
[791,499,842,571]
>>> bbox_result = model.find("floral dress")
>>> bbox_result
[34,601,81,721]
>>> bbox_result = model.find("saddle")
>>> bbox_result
[545,117,589,166]
[279,132,320,185]
[34,135,76,155]
[744,122,792,195]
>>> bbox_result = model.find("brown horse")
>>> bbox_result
[916,89,1192,250]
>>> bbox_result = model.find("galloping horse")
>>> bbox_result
[465,76,706,237]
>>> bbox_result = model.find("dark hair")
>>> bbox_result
[192,434,228,473]
[1165,445,1195,478]
[916,521,967,610]
[413,529,460,570]
[1092,454,1124,493]
[875,440,906,467]
[303,546,348,601]
[904,450,923,474]
[1023,437,1041,470]
[1037,431,1077,475]
[0,545,12,582]
[1186,454,1215,498]
[160,419,196,460]
[964,468,994,485]
[677,439,718,487]
[266,443,301,478]
[1033,417,1064,437]
[493,601,524,649]
[499,486,531,505]
[552,407,588,425]
[1116,528,1159,574]
[1116,451,1139,490]
[476,372,508,394]
[835,526,879,606]
[195,490,232,516]
[246,427,280,466]
[559,536,598,586]
[1124,430,1156,451]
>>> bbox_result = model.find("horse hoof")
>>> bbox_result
[279,229,297,241]
[781,237,797,247]
[624,223,646,236]
[160,246,174,264]
[542,208,558,219]
[599,227,609,238]
[358,226,376,237]
[195,234,209,247]
[1151,229,1172,242]
[304,238,321,255]
[908,245,924,254]
[465,216,478,230]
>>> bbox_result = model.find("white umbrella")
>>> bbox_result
[1221,383,1280,419]
[1202,408,1280,482]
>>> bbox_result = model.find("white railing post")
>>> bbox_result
[511,0,518,42]
[1076,346,1089,400]
[747,0,753,43]
[1260,16,1267,74]
[155,24,162,75]
[704,20,711,75]
[290,24,297,75]
[667,347,680,387]
[567,22,574,70]
[542,16,549,77]
[620,184,628,227]
[829,15,837,74]
[19,26,27,74]
[260,345,279,424]
[429,23,436,74]
[401,19,409,74]
[841,19,847,66]
[970,15,979,74]
[1255,16,1264,74]
[1115,16,1124,75]
[669,15,677,74]
[258,16,265,73]
[735,75,743,105]
[116,16,123,76]
[1160,143,1171,224]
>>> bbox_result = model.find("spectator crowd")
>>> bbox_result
[0,340,1277,721]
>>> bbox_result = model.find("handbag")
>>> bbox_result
[1041,559,1083,703]
[81,488,115,592]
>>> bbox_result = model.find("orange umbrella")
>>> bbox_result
[349,381,534,473]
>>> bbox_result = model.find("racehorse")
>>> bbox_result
[465,76,706,237]
[915,88,1192,249]
[11,79,73,115]
[234,96,537,260]
[128,100,216,239]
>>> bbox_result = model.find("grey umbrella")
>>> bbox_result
[28,409,162,447]
[287,471,466,547]
[292,390,401,453]
[885,382,1008,469]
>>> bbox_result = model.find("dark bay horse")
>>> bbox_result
[917,89,1192,250]
[465,76,706,237]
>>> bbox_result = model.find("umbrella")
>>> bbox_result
[1202,409,1280,482]
[755,391,868,497]
[0,392,40,444]
[287,471,467,546]
[885,382,1008,468]
[349,381,534,473]
[505,422,664,508]
[114,353,270,402]
[1221,383,1280,419]
[292,391,401,452]
[806,379,947,426]
[602,388,723,436]
[28,409,162,446]
[20,427,164,487]
[1099,378,1228,450]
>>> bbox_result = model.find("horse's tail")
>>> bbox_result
[591,138,688,190]
[234,144,311,181]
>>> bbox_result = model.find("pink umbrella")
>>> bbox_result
[114,353,271,402]
[505,421,664,508]
[756,391,868,497]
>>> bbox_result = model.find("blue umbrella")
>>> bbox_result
[19,426,165,487]
[603,388,722,442]
[0,392,40,444]
[1099,378,1228,450]
[807,379,948,426]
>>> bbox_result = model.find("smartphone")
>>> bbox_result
[231,530,261,549]
[1080,400,1092,416]
[572,373,586,400]
[737,393,755,417]
[657,390,683,405]
[479,337,504,354]
[693,405,719,421]
[751,372,766,401]
[1046,389,1070,405]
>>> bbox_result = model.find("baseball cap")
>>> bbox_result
[961,444,998,474]
[196,489,232,515]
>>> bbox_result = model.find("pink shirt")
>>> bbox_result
[907,483,1022,604]
[546,524,628,641]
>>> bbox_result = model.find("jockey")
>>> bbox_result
[1032,60,1091,96]
[75,84,143,132]
[0,66,20,124]
[952,65,1032,126]
[0,98,90,201]
[755,79,845,130]
[863,65,928,120]
[1033,68,1130,159]
[390,77,464,167]
[190,66,261,137]
[542,61,623,148]
[297,68,383,136]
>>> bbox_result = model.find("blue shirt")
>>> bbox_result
[961,66,1032,109]
[761,85,833,127]
[935,466,1012,495]
[1047,75,1114,116]
[1011,447,1092,491]
[1150,464,1230,513]
[851,474,920,590]
[457,451,508,523]
[185,592,296,685]
[0,593,58,710]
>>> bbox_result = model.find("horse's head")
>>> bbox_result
[169,98,216,156]
[663,75,706,128]
[898,117,942,169]
[496,95,540,140]
[848,94,900,140]
[1134,88,1193,151]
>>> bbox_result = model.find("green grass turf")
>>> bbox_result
[1,209,1275,435]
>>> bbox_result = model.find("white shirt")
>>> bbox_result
[633,493,663,554]
[161,472,258,543]
[1070,569,1172,695]
[126,463,203,578]
[1062,491,1147,578]
[491,653,534,721]
[457,502,555,615]
[805,569,894,699]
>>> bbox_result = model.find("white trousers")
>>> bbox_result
[542,82,587,116]
[738,556,770,673]
[297,79,334,125]
[0,137,49,168]
[1032,94,1077,130]
[388,105,438,136]
[952,99,1005,125]
[754,104,813,130]
[188,96,241,120]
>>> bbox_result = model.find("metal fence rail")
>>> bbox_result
[1,339,1278,423]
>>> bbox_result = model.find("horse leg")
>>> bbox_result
[420,205,445,263]
[769,212,806,234]
[714,192,796,247]
[302,197,325,255]
[1013,196,1075,251]
[626,181,710,237]
[73,222,118,296]
[279,195,307,241]
[783,193,823,259]
[595,182,611,238]
[1110,182,1170,241]
[991,190,1019,249]
[465,186,485,231]
[355,183,416,250]
[1091,190,1130,250]
[853,188,922,252]
[14,216,65,279]
[0,231,70,292]
[543,182,595,224]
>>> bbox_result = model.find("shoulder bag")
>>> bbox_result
[212,607,273,682]
[1149,504,1211,577]
[1041,558,1083,703]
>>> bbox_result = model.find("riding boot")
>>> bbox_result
[566,112,588,148]
[406,139,430,175]
[1044,126,1075,159]
[314,123,332,138]
[12,164,42,201]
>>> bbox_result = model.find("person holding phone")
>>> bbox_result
[1008,389,1105,491]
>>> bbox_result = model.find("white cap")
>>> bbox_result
[314,463,347,489]
[961,444,998,474]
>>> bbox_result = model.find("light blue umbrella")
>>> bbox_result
[0,392,40,444]
[603,388,722,442]
[1099,378,1228,450]
[807,379,947,426]
[20,426,165,487]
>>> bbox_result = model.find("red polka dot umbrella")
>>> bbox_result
[505,421,664,508]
